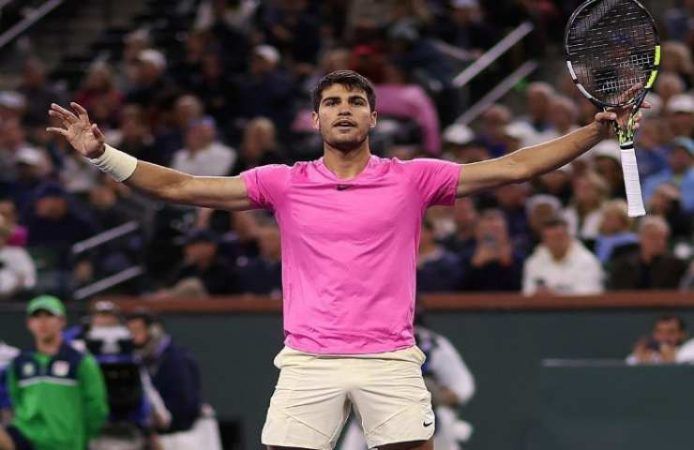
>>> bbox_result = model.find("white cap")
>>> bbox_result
[138,49,166,70]
[0,91,25,110]
[15,147,45,167]
[589,139,620,162]
[667,94,694,114]
[525,194,561,216]
[443,123,475,145]
[254,45,280,65]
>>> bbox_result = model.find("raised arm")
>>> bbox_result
[48,102,253,211]
[456,110,625,197]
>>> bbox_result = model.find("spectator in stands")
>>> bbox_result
[235,221,282,296]
[477,104,512,157]
[0,296,108,450]
[106,105,162,164]
[525,194,562,243]
[593,200,638,264]
[167,229,236,296]
[493,183,532,255]
[442,197,478,255]
[7,145,51,214]
[437,0,499,56]
[647,183,691,239]
[115,29,152,92]
[190,52,241,130]
[125,49,179,124]
[513,82,556,145]
[656,72,686,109]
[661,41,694,89]
[627,315,687,365]
[460,209,522,291]
[563,171,609,243]
[635,119,670,179]
[0,118,47,186]
[523,217,604,296]
[374,61,442,155]
[237,45,296,132]
[125,310,202,440]
[17,57,66,129]
[74,62,123,128]
[0,199,27,247]
[534,165,572,206]
[171,116,236,176]
[664,93,694,138]
[0,341,18,425]
[643,137,694,213]
[231,117,287,175]
[417,218,462,292]
[590,140,626,199]
[0,214,35,300]
[608,216,688,290]
[0,91,25,123]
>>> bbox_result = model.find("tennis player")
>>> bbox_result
[47,70,636,450]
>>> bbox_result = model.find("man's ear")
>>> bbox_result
[370,111,377,129]
[312,111,320,130]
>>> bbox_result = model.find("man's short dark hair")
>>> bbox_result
[312,70,376,112]
[656,315,687,332]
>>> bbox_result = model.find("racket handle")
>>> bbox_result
[619,145,646,217]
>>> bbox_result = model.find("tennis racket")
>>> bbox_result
[565,0,660,217]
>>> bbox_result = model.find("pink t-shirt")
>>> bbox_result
[241,156,460,354]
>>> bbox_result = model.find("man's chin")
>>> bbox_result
[326,135,367,152]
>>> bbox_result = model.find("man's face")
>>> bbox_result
[27,311,65,343]
[639,224,668,256]
[542,224,571,259]
[653,319,685,347]
[126,318,149,348]
[312,84,376,152]
[91,312,120,328]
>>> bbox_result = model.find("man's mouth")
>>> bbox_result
[333,120,356,128]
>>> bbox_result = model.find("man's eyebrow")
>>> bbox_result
[322,96,340,103]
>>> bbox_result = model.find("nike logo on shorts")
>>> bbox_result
[423,421,433,427]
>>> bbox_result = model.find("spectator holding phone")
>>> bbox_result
[627,315,687,365]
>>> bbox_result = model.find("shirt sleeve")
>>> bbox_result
[78,354,109,438]
[240,164,291,211]
[403,159,461,207]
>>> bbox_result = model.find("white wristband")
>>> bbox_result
[88,144,138,182]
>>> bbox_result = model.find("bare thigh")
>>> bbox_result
[379,438,434,450]
[0,428,15,450]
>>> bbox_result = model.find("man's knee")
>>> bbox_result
[0,427,16,450]
[378,438,433,450]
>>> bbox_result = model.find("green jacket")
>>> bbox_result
[6,342,109,450]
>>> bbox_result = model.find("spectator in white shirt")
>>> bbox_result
[0,214,35,300]
[171,117,236,176]
[627,315,686,365]
[523,217,604,296]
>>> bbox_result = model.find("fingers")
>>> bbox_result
[49,103,78,124]
[70,102,90,122]
[46,127,68,137]
[91,123,105,142]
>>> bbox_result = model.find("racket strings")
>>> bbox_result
[566,0,657,105]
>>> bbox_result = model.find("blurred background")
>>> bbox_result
[0,0,691,449]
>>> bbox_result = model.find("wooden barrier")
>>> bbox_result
[101,290,694,314]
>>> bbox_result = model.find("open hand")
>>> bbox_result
[47,102,106,158]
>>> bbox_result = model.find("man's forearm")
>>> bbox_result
[125,160,196,204]
[510,122,606,179]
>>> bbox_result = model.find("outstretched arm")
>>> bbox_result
[456,110,626,197]
[48,103,253,211]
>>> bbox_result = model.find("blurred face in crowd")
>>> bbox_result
[453,197,478,237]
[549,97,577,132]
[184,240,217,266]
[599,201,630,235]
[475,210,509,243]
[639,221,669,259]
[669,146,693,173]
[542,222,571,260]
[593,157,622,192]
[321,49,350,74]
[22,59,46,88]
[539,169,570,196]
[495,183,529,210]
[89,184,117,209]
[636,120,664,149]
[668,110,694,137]
[481,105,511,141]
[572,174,606,209]
[656,73,684,104]
[0,200,17,225]
[91,312,120,328]
[242,118,276,158]
[185,121,215,152]
[35,195,68,221]
[529,203,558,237]
[126,318,149,348]
[28,311,65,344]
[1,118,25,148]
[527,83,553,122]
[85,63,114,91]
[653,318,686,347]
[313,83,376,153]
[175,95,204,128]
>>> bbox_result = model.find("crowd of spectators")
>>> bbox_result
[0,0,690,300]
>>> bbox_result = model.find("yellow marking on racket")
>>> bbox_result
[654,45,661,66]
[646,70,658,89]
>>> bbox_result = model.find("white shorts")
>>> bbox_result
[261,346,435,449]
